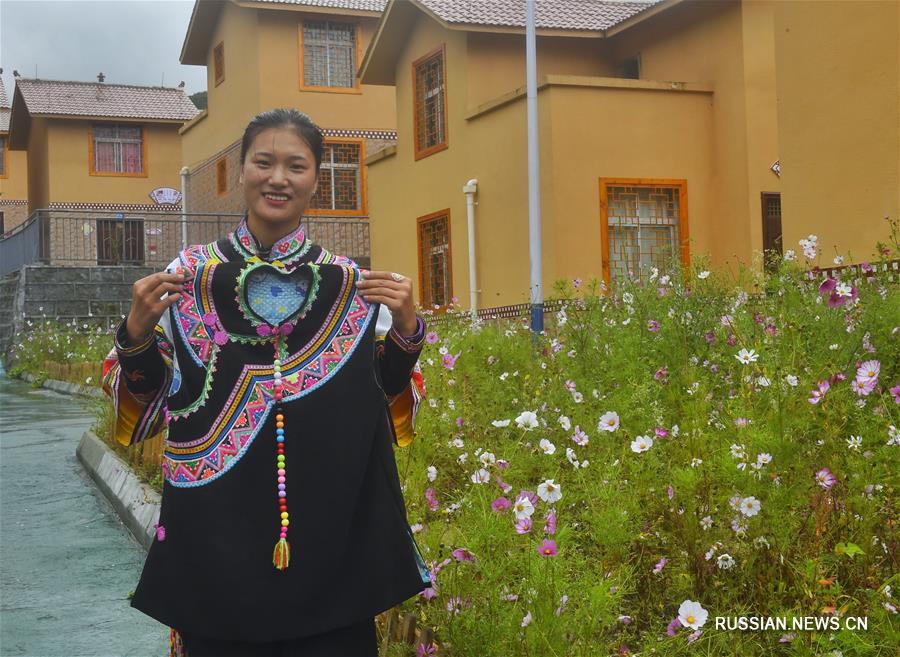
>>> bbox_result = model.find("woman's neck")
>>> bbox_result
[246,214,301,250]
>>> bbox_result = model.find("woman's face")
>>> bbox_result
[241,126,319,230]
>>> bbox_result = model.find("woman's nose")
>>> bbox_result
[269,165,287,185]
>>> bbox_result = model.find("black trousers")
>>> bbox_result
[180,617,378,657]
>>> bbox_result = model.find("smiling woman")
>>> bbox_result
[101,109,430,657]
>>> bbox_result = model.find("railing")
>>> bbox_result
[0,210,372,276]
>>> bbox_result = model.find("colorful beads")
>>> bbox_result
[272,336,291,571]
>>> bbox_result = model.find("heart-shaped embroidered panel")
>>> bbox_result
[242,264,315,327]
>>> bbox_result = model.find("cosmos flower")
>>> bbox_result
[648,319,661,332]
[426,466,437,481]
[544,509,557,535]
[425,331,439,344]
[697,270,710,279]
[452,548,475,562]
[513,495,535,519]
[571,426,589,446]
[856,360,880,384]
[598,411,620,432]
[515,411,539,430]
[816,467,836,489]
[678,600,709,630]
[514,516,533,534]
[739,496,761,517]
[425,487,438,512]
[491,497,511,512]
[536,539,558,557]
[491,419,511,428]
[537,479,563,503]
[735,348,759,365]
[539,438,556,455]
[653,557,668,573]
[631,435,653,453]
[809,380,830,404]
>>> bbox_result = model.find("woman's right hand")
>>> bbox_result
[125,268,192,345]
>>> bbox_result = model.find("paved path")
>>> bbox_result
[0,369,167,657]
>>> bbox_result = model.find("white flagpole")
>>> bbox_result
[525,0,543,336]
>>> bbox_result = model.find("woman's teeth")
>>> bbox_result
[264,193,289,200]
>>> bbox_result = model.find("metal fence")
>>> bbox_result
[0,210,371,276]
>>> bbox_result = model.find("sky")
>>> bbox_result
[0,0,208,101]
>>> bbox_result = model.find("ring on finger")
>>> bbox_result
[390,272,405,282]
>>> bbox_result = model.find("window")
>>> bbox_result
[301,22,356,89]
[0,212,5,235]
[600,180,689,283]
[761,192,783,270]
[216,157,228,196]
[413,46,448,160]
[308,140,364,214]
[214,42,225,86]
[618,55,641,80]
[91,124,145,175]
[0,134,7,177]
[97,216,145,265]
[417,211,452,308]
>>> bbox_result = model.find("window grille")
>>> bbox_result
[214,42,225,86]
[309,141,362,212]
[303,22,355,88]
[606,185,682,282]
[417,213,452,308]
[414,49,447,157]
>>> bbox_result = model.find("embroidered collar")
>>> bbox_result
[230,217,310,263]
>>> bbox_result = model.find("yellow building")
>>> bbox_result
[360,0,899,310]
[179,0,396,242]
[0,76,29,234]
[6,77,198,264]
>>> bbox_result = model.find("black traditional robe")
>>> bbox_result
[102,220,431,643]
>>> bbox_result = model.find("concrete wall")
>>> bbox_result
[773,0,900,262]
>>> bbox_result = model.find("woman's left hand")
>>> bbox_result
[357,270,418,335]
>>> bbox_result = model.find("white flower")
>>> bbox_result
[513,495,535,519]
[438,346,449,355]
[739,496,761,517]
[697,270,710,280]
[783,249,796,261]
[410,523,423,533]
[521,610,533,627]
[700,516,713,530]
[479,451,496,467]
[470,468,490,484]
[660,274,671,285]
[835,281,853,298]
[757,376,771,387]
[539,438,556,455]
[558,415,571,431]
[537,479,562,503]
[457,453,468,464]
[829,343,839,351]
[730,444,746,459]
[735,348,759,365]
[491,419,511,428]
[690,457,703,467]
[426,466,437,482]
[622,292,634,305]
[572,391,583,403]
[756,453,772,465]
[846,435,862,451]
[833,255,844,265]
[631,435,653,453]
[451,437,465,449]
[717,553,736,570]
[515,411,539,430]
[785,374,799,387]
[598,411,620,432]
[678,600,708,630]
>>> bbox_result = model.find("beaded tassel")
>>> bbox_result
[272,332,291,570]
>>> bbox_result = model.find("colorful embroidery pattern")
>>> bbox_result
[235,261,321,332]
[163,267,373,487]
[229,219,313,264]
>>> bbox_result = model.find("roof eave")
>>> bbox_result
[604,0,685,38]
[180,0,226,66]
[234,0,382,18]
[8,86,31,150]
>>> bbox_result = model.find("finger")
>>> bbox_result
[146,280,185,302]
[359,294,401,308]
[155,292,182,312]
[359,287,404,301]
[360,270,407,281]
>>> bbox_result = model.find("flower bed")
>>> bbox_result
[400,239,898,656]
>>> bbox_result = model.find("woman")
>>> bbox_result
[102,109,431,657]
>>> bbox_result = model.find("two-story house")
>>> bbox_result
[0,76,29,235]
[7,77,198,264]
[359,0,897,310]
[179,0,397,265]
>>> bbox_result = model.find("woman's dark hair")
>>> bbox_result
[239,108,325,172]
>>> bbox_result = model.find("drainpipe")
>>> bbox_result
[463,179,479,321]
[180,166,189,249]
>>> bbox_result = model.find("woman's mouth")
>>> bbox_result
[263,193,290,206]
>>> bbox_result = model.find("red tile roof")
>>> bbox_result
[252,0,385,10]
[0,77,9,108]
[14,78,199,121]
[418,0,664,32]
[1,109,10,133]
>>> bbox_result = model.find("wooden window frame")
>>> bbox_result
[213,42,225,87]
[416,209,453,311]
[216,157,228,196]
[599,178,689,284]
[298,21,362,94]
[0,134,7,178]
[88,123,148,178]
[412,45,449,161]
[306,137,367,217]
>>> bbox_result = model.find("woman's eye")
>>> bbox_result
[256,160,270,167]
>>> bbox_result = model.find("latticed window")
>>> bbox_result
[92,124,143,174]
[413,47,447,158]
[302,22,355,88]
[308,141,362,213]
[216,158,228,196]
[603,183,686,282]
[417,212,452,308]
[213,42,225,86]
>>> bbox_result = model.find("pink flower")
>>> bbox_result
[653,557,668,573]
[851,378,876,397]
[655,426,669,438]
[518,489,538,507]
[537,538,558,557]
[573,278,582,288]
[564,379,577,393]
[543,509,557,535]
[765,323,777,337]
[571,426,589,446]
[666,617,682,636]
[425,487,438,512]
[856,360,880,384]
[647,319,660,333]
[667,485,674,500]
[455,416,464,427]
[704,331,715,344]
[420,585,438,600]
[515,517,533,534]
[494,474,513,493]
[819,277,837,295]
[687,630,702,643]
[425,331,439,344]
[416,641,438,657]
[442,352,460,370]
[491,497,511,512]
[726,333,738,346]
[808,380,830,404]
[891,385,900,404]
[654,367,668,384]
[452,548,476,562]
[816,467,836,490]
